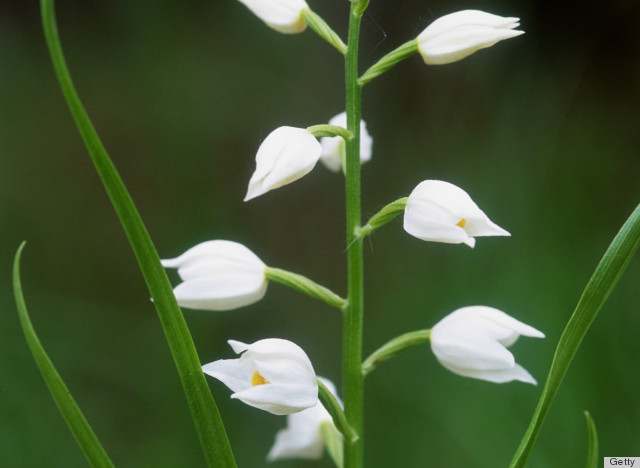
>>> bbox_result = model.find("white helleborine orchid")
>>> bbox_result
[245,126,322,201]
[236,0,309,34]
[416,10,524,65]
[430,306,544,384]
[161,240,267,311]
[320,112,373,172]
[203,339,318,415]
[403,179,510,248]
[267,377,341,461]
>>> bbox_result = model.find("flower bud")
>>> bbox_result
[203,338,318,415]
[245,126,322,201]
[403,180,510,248]
[161,240,267,311]
[417,10,523,65]
[430,306,544,384]
[319,112,372,172]
[236,0,310,34]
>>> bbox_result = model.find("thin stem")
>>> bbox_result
[40,1,235,466]
[343,2,367,467]
[265,267,347,310]
[362,329,431,377]
[318,379,358,444]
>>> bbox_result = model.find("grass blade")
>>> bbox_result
[40,1,236,466]
[13,242,114,468]
[584,411,598,468]
[510,202,640,467]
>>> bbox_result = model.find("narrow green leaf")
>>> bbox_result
[40,1,236,466]
[510,202,640,467]
[13,242,114,468]
[584,411,598,468]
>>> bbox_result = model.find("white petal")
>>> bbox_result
[417,10,523,65]
[161,240,264,271]
[232,382,317,415]
[431,329,516,371]
[236,0,309,34]
[445,362,537,384]
[171,275,267,311]
[202,358,252,393]
[245,127,322,201]
[267,407,326,460]
[319,112,373,172]
[266,377,336,461]
[430,306,543,384]
[403,180,509,246]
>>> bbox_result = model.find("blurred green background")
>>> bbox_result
[1,0,639,466]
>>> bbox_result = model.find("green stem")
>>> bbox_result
[362,329,431,377]
[40,1,235,466]
[359,40,418,86]
[306,124,354,141]
[302,8,348,55]
[343,3,367,467]
[265,267,347,310]
[318,379,358,444]
[356,197,408,239]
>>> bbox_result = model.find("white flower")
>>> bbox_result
[416,10,524,65]
[319,112,373,172]
[236,0,309,34]
[403,179,510,248]
[244,126,322,201]
[267,377,340,461]
[430,306,544,384]
[203,339,318,415]
[161,240,267,311]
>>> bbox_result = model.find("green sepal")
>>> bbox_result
[509,202,640,467]
[359,40,418,85]
[302,9,347,55]
[13,242,115,468]
[265,267,347,310]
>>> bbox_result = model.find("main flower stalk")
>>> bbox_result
[343,2,366,467]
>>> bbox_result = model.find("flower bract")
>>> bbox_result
[403,179,510,248]
[417,10,523,65]
[236,0,309,34]
[244,126,322,201]
[430,306,544,384]
[203,338,318,415]
[319,112,372,172]
[267,377,341,461]
[161,240,267,311]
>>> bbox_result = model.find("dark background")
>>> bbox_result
[1,0,639,466]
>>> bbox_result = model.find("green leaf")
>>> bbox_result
[510,202,640,467]
[13,242,114,468]
[584,411,598,468]
[40,1,236,466]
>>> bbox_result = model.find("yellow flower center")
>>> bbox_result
[251,371,269,386]
[456,218,467,228]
